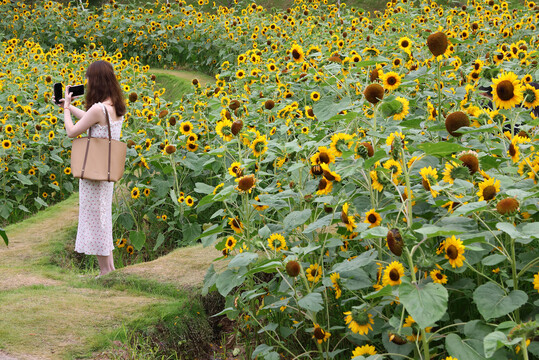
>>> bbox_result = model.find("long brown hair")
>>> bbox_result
[85,60,126,116]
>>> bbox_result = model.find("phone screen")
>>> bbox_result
[53,83,63,105]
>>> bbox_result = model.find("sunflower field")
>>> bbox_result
[1,0,539,358]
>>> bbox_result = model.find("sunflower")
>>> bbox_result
[236,69,246,79]
[382,261,405,286]
[64,167,71,175]
[341,203,356,232]
[2,139,11,149]
[343,309,374,335]
[403,316,432,342]
[352,344,377,357]
[442,160,470,184]
[216,119,233,141]
[228,217,244,234]
[383,159,402,181]
[310,91,321,101]
[330,273,342,299]
[251,136,268,157]
[185,195,195,207]
[330,132,355,156]
[398,36,413,53]
[392,97,409,120]
[491,71,523,109]
[444,235,466,268]
[306,263,322,282]
[316,178,333,195]
[419,166,439,198]
[312,324,331,344]
[290,43,305,63]
[364,209,382,228]
[370,170,385,192]
[131,187,140,199]
[534,272,539,293]
[143,188,150,197]
[228,162,243,177]
[382,71,402,91]
[225,236,237,251]
[522,84,539,108]
[496,197,519,215]
[116,238,126,248]
[267,233,287,251]
[430,269,448,284]
[180,121,193,135]
[476,177,500,201]
[310,146,336,165]
[320,163,341,182]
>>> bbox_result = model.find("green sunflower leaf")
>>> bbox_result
[283,209,312,232]
[298,292,324,313]
[129,230,146,251]
[446,333,487,360]
[473,282,528,321]
[483,331,522,358]
[228,252,258,268]
[0,228,8,246]
[399,279,448,328]
[416,142,467,156]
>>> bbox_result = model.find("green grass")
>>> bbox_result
[153,72,194,103]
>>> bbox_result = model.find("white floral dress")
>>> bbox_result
[75,103,124,256]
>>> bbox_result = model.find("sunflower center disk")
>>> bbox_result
[389,269,400,282]
[368,214,377,223]
[483,185,497,200]
[496,80,515,101]
[446,245,458,260]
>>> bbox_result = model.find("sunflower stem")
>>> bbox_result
[521,338,529,360]
[421,328,430,360]
[509,235,520,323]
[436,57,442,123]
[401,147,413,228]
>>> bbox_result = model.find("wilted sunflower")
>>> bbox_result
[382,261,405,286]
[458,151,479,174]
[427,31,448,57]
[491,71,523,109]
[445,111,470,137]
[364,83,384,104]
[382,71,402,91]
[476,177,500,201]
[496,197,519,215]
[228,217,244,234]
[312,324,331,344]
[306,263,322,282]
[393,97,409,120]
[352,345,377,357]
[444,235,465,268]
[235,174,256,193]
[364,209,382,228]
[343,309,374,335]
[290,43,305,63]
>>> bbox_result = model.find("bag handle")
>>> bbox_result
[102,103,113,182]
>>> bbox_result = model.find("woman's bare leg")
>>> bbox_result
[96,253,114,276]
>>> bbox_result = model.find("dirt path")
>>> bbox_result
[150,68,215,86]
[0,194,222,359]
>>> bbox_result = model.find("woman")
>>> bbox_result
[55,60,126,277]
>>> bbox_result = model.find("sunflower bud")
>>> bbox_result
[445,111,470,137]
[304,194,313,203]
[286,260,301,277]
[231,119,243,135]
[129,92,138,102]
[386,228,404,256]
[324,204,333,213]
[427,31,448,57]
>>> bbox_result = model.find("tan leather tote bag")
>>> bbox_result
[70,105,127,182]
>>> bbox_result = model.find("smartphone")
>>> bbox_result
[53,83,84,105]
[53,82,63,105]
[69,84,85,97]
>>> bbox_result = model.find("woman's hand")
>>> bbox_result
[63,85,73,109]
